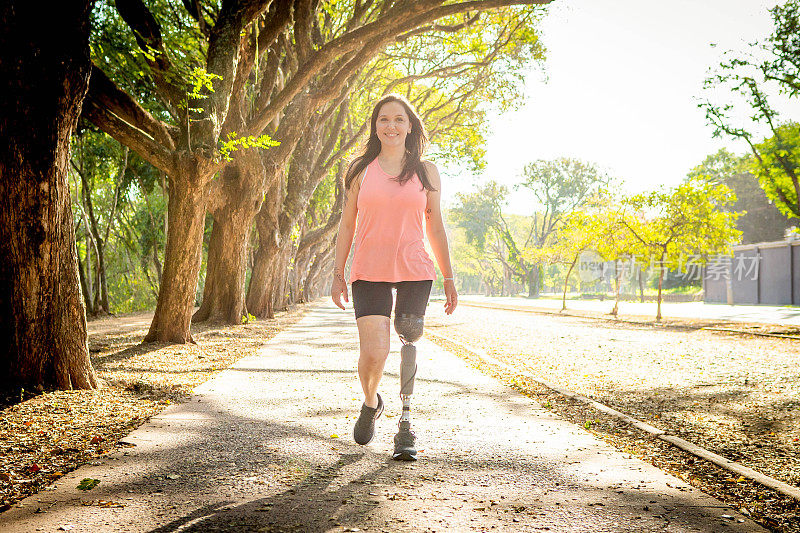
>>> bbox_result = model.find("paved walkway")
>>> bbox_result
[458,295,800,326]
[1,303,763,532]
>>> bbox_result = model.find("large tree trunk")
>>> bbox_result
[193,209,251,324]
[527,266,540,298]
[295,184,343,302]
[303,242,335,301]
[271,245,294,312]
[194,152,266,324]
[144,157,212,343]
[245,92,348,316]
[0,0,98,392]
[246,177,282,318]
[290,250,314,303]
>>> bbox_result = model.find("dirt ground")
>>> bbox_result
[425,300,800,533]
[0,307,306,514]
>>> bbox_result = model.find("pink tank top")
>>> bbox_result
[349,159,436,283]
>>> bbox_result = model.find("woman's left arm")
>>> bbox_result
[424,162,457,315]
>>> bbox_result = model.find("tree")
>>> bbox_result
[88,0,552,338]
[87,0,281,341]
[70,128,131,315]
[702,0,800,219]
[687,148,798,243]
[242,5,546,318]
[550,211,598,311]
[516,158,612,297]
[0,1,99,392]
[618,179,741,321]
[69,129,168,314]
[552,204,632,313]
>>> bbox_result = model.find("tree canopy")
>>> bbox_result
[701,0,800,219]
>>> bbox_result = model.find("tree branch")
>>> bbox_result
[248,0,551,136]
[86,64,176,151]
[114,0,185,110]
[81,96,175,175]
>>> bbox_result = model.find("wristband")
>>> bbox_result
[443,277,454,281]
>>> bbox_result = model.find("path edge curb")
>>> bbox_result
[425,329,800,502]
[453,300,800,341]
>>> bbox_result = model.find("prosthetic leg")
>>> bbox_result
[393,313,424,461]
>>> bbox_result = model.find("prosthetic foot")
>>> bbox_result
[392,313,423,461]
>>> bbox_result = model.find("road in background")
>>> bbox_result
[451,295,800,326]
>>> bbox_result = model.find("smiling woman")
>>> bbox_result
[331,93,457,461]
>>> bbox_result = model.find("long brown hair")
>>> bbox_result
[343,94,435,192]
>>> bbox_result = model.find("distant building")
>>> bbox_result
[704,230,800,305]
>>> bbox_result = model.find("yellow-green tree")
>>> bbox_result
[618,179,741,321]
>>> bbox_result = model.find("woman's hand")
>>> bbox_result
[443,279,458,315]
[331,272,349,310]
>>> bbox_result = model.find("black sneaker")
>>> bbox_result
[392,420,417,461]
[353,393,383,445]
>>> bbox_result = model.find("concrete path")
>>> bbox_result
[459,295,800,326]
[1,302,764,532]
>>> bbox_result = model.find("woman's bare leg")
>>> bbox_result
[356,315,391,408]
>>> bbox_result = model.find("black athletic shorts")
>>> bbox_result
[351,280,433,319]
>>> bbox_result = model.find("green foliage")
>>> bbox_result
[701,0,800,218]
[218,132,280,162]
[363,5,547,173]
[90,0,208,122]
[688,148,797,243]
[750,123,800,219]
[450,181,507,249]
[451,158,612,297]
[686,148,749,184]
[188,67,222,100]
[518,158,614,255]
[70,128,166,314]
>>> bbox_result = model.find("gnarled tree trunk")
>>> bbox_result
[246,175,283,318]
[302,239,336,301]
[194,151,267,324]
[0,0,98,392]
[144,156,213,343]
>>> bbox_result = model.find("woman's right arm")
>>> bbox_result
[331,173,361,310]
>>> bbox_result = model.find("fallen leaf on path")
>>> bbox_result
[77,478,100,491]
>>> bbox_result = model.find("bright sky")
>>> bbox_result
[441,0,800,214]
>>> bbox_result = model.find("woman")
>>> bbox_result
[331,94,457,461]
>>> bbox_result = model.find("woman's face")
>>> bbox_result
[375,101,412,148]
